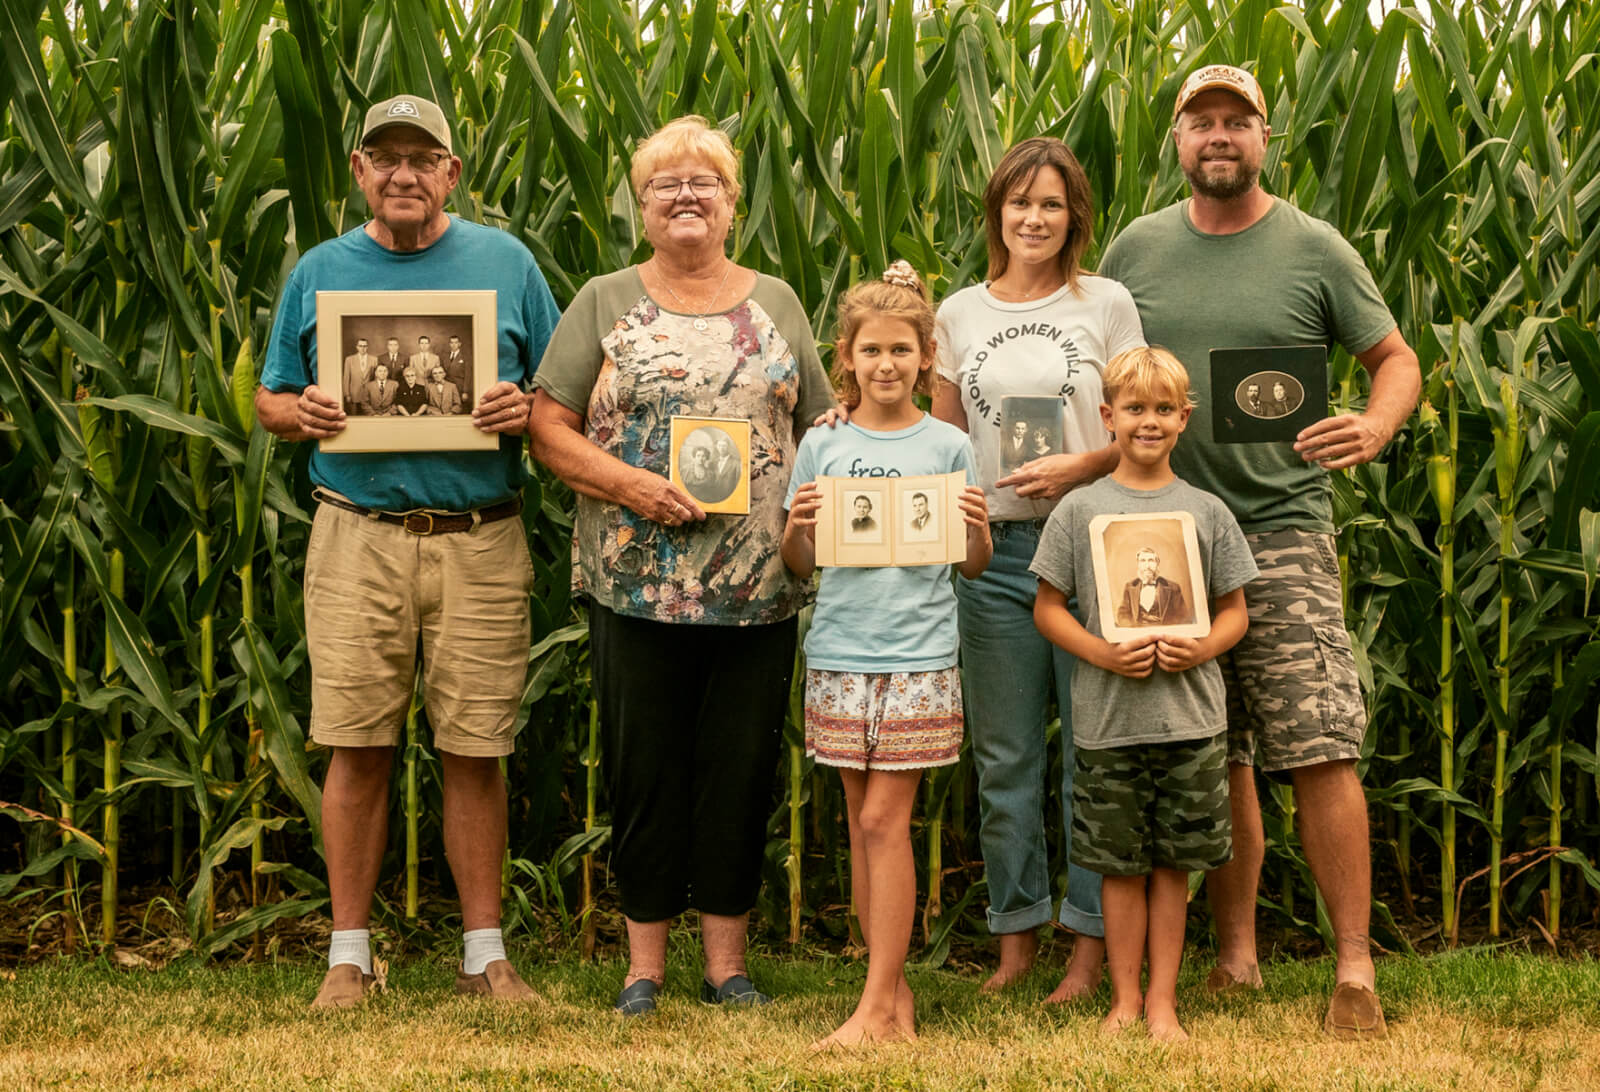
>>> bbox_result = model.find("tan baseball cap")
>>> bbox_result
[360,95,453,153]
[1173,64,1267,121]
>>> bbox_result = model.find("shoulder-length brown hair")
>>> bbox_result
[982,137,1095,294]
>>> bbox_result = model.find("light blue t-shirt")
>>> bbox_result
[260,216,561,511]
[785,415,978,673]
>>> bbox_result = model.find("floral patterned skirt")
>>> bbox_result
[804,666,964,771]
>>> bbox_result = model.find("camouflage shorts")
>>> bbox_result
[1220,529,1366,777]
[1070,733,1232,876]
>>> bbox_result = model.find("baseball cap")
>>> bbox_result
[360,95,453,153]
[1172,65,1267,121]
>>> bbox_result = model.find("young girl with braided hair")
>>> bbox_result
[782,261,992,1046]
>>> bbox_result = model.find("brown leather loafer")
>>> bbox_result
[1324,982,1387,1040]
[455,958,536,1001]
[310,962,380,1010]
[1202,965,1263,997]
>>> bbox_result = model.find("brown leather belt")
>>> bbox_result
[312,487,522,536]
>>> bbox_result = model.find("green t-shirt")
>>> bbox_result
[1099,198,1396,533]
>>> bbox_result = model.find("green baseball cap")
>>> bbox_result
[360,95,453,153]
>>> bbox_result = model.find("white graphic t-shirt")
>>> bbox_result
[935,276,1145,521]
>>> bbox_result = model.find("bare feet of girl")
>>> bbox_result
[1145,1001,1190,1043]
[895,975,917,1039]
[1100,1003,1142,1035]
[810,1008,914,1051]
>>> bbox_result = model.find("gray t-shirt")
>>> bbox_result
[1029,476,1259,749]
[1099,198,1397,534]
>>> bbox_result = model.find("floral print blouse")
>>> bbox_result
[534,268,835,625]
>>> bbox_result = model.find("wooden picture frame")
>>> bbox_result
[1090,510,1211,642]
[815,471,967,567]
[669,416,752,515]
[316,290,498,453]
[1209,345,1327,444]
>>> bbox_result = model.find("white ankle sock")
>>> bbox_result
[462,928,507,976]
[328,929,372,975]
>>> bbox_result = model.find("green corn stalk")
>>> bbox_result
[187,415,216,929]
[1550,653,1563,937]
[229,338,264,947]
[1423,373,1460,937]
[60,590,79,953]
[923,773,942,945]
[1489,375,1523,937]
[581,697,600,960]
[405,687,420,921]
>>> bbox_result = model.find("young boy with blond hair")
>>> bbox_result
[1029,346,1258,1041]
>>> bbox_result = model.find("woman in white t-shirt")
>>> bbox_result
[933,136,1145,1001]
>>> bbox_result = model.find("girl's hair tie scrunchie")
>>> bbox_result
[881,259,921,290]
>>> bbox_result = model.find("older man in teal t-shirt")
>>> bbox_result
[256,94,559,1010]
[1100,64,1419,1040]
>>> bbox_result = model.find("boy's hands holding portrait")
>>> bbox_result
[1098,633,1159,678]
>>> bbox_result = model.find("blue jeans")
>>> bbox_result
[956,520,1104,937]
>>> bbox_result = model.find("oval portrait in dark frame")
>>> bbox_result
[1234,370,1305,420]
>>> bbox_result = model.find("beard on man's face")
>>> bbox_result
[1184,159,1259,200]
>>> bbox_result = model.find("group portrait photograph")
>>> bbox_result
[0,0,1597,1089]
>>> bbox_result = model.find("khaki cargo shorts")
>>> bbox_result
[304,499,532,757]
[1220,529,1366,777]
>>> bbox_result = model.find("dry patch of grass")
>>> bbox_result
[3,951,1597,1090]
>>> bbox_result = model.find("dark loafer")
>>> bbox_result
[700,973,772,1007]
[614,978,661,1016]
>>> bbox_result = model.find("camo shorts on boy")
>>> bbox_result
[1071,731,1232,876]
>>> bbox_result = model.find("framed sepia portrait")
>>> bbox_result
[999,396,1065,469]
[1209,345,1326,444]
[815,471,967,568]
[669,416,751,515]
[1090,510,1211,642]
[316,290,498,453]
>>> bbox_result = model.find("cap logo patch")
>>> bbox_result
[388,100,420,118]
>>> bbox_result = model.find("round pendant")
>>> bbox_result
[692,318,709,331]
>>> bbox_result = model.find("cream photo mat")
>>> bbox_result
[1089,510,1211,642]
[316,289,498,453]
[815,471,967,567]
[668,415,752,515]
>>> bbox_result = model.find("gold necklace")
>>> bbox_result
[656,260,734,331]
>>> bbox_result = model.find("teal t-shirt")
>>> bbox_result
[260,217,561,511]
[784,416,978,673]
[1099,199,1396,533]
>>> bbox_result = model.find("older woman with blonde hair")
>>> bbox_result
[529,116,834,1016]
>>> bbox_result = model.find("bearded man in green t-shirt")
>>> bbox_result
[1100,64,1420,1040]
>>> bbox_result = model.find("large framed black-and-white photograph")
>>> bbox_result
[1089,511,1211,642]
[316,290,498,452]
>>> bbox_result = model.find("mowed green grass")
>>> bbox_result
[3,948,1598,1090]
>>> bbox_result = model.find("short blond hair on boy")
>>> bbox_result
[1102,346,1197,410]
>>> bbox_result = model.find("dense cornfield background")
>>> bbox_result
[1,0,1597,963]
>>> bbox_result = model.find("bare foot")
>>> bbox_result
[809,1011,911,1051]
[979,930,1038,993]
[1044,934,1104,1004]
[894,975,917,1039]
[1147,1014,1190,1043]
[1100,1004,1142,1035]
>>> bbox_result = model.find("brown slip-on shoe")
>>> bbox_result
[455,958,536,1001]
[1324,982,1387,1040]
[310,962,380,1010]
[1202,965,1263,997]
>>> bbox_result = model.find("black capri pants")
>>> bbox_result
[589,603,798,922]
